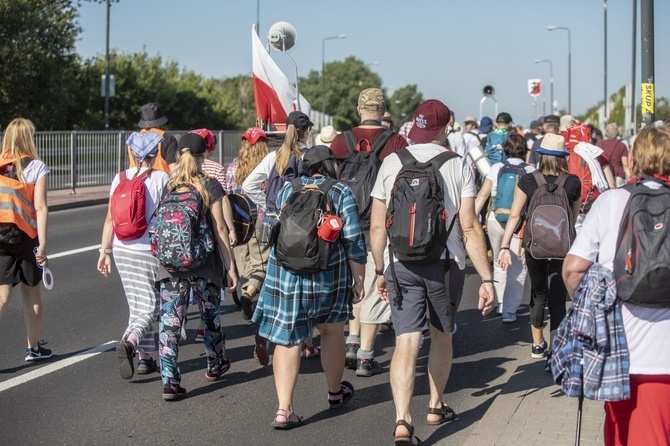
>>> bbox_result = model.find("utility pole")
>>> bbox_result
[104,0,111,130]
[604,0,608,123]
[631,0,637,135]
[640,0,655,126]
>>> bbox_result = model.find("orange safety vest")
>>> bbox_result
[0,155,38,239]
[128,128,171,173]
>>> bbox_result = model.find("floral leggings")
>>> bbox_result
[158,277,226,386]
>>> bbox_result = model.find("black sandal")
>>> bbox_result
[427,403,456,425]
[394,420,423,445]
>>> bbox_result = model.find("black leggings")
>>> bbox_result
[525,254,567,331]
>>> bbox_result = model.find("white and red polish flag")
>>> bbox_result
[252,25,310,124]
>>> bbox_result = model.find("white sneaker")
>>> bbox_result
[502,312,517,323]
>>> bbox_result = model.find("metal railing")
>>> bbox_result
[26,130,244,191]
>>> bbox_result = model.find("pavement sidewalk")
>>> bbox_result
[461,349,605,446]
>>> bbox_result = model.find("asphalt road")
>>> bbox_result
[0,204,534,446]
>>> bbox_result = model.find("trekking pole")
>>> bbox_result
[575,358,584,446]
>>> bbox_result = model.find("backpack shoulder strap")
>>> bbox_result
[290,178,304,194]
[343,130,357,153]
[532,170,547,187]
[430,150,460,169]
[396,149,416,166]
[371,129,394,156]
[555,173,569,189]
[119,170,128,182]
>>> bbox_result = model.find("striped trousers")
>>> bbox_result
[113,246,160,352]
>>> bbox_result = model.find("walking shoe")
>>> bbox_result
[328,380,354,409]
[301,343,320,359]
[115,340,135,379]
[254,334,269,366]
[502,312,517,323]
[162,383,187,401]
[24,340,52,362]
[205,358,231,382]
[356,358,383,377]
[136,358,158,375]
[195,329,205,343]
[240,292,254,320]
[345,343,359,370]
[531,340,548,359]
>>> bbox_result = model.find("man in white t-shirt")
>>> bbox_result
[369,99,495,442]
[562,125,670,444]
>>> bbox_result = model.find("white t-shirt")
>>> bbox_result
[447,131,467,158]
[109,167,170,251]
[23,159,49,184]
[371,144,476,270]
[486,158,535,201]
[568,183,670,375]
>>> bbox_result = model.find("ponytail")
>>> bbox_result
[275,124,304,178]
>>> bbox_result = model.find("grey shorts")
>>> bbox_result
[385,259,465,336]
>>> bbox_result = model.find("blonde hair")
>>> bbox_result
[168,148,210,209]
[275,124,304,178]
[539,154,569,177]
[631,126,670,178]
[1,118,40,183]
[236,139,269,185]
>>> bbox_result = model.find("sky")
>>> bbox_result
[75,0,669,127]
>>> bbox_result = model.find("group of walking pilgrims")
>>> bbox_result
[1,90,669,445]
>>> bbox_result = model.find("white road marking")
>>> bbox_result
[0,341,117,393]
[49,245,100,259]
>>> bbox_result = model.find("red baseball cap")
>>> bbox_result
[189,128,217,152]
[407,100,451,144]
[241,127,267,145]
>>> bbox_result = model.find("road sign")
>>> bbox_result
[100,75,115,97]
[528,79,542,97]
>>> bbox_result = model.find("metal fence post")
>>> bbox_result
[70,132,77,194]
[217,130,224,165]
[117,131,123,173]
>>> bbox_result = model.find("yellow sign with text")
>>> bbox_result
[641,83,654,114]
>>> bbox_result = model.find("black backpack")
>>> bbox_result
[274,178,338,274]
[338,128,393,228]
[387,149,460,264]
[614,177,670,307]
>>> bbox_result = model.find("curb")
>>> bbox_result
[50,197,108,212]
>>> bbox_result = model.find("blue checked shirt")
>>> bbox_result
[552,263,631,401]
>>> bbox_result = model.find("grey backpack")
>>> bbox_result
[522,171,575,259]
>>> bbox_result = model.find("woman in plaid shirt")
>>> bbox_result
[252,146,366,429]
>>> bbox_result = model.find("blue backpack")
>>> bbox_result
[493,161,529,223]
[265,154,302,214]
[485,130,510,165]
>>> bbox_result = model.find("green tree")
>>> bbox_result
[71,51,238,130]
[388,85,424,126]
[0,0,81,130]
[299,56,383,129]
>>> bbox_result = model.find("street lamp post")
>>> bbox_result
[321,34,346,128]
[534,59,554,115]
[547,25,571,114]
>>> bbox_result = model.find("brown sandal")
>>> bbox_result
[427,403,456,425]
[394,420,423,445]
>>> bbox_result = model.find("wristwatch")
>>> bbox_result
[375,268,385,276]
